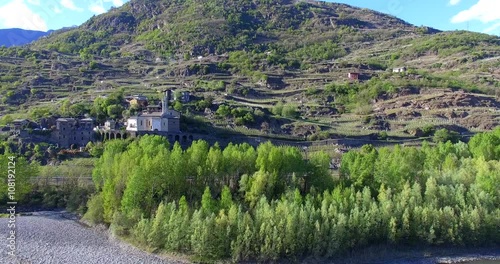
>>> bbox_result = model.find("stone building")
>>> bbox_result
[52,118,96,148]
[12,119,29,130]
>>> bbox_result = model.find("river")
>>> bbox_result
[0,211,498,264]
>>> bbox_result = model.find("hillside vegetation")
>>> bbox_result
[32,0,415,57]
[2,129,498,262]
[0,2,499,260]
[0,0,499,139]
[81,131,500,262]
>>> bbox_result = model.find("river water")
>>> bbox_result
[0,211,498,264]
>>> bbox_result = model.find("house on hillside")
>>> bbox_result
[12,119,29,130]
[174,91,191,103]
[126,95,148,108]
[348,72,360,80]
[104,120,116,130]
[393,67,407,73]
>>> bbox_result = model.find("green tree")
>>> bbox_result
[308,151,334,191]
[83,131,500,260]
[82,193,104,225]
[206,144,225,190]
[173,101,183,112]
[61,99,71,116]
[468,128,500,160]
[433,128,458,143]
[0,155,37,202]
[69,103,89,117]
[272,102,284,116]
[201,187,217,215]
[219,186,234,210]
[216,104,231,117]
[282,104,299,118]
[89,60,99,70]
[107,104,124,119]
[148,202,168,248]
[0,115,13,126]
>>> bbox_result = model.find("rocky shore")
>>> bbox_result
[0,211,188,264]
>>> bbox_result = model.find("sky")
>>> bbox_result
[333,0,500,35]
[0,0,499,36]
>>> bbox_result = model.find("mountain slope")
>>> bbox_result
[0,28,50,47]
[31,0,420,58]
[1,0,499,139]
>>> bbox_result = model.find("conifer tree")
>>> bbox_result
[219,186,234,211]
[148,202,169,248]
[201,187,217,215]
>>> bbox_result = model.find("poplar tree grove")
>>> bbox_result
[84,128,500,262]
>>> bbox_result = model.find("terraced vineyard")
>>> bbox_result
[0,0,499,141]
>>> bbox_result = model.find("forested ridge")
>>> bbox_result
[31,0,414,58]
[79,129,500,262]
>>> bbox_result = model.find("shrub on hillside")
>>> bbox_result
[433,128,459,143]
[82,193,104,225]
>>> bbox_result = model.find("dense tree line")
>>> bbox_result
[88,137,332,223]
[84,130,499,262]
[340,128,500,195]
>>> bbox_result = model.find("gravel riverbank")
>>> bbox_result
[0,211,188,264]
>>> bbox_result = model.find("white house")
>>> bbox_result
[393,67,407,73]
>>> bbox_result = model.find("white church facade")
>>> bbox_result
[126,91,181,133]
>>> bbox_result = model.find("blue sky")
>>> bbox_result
[0,0,126,31]
[333,0,500,35]
[0,0,499,35]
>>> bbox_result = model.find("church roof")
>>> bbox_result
[141,112,166,117]
[129,112,180,118]
[56,118,77,122]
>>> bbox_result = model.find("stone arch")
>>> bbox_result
[116,133,122,139]
[123,133,128,139]
[182,135,187,142]
[175,135,180,142]
[188,135,194,141]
